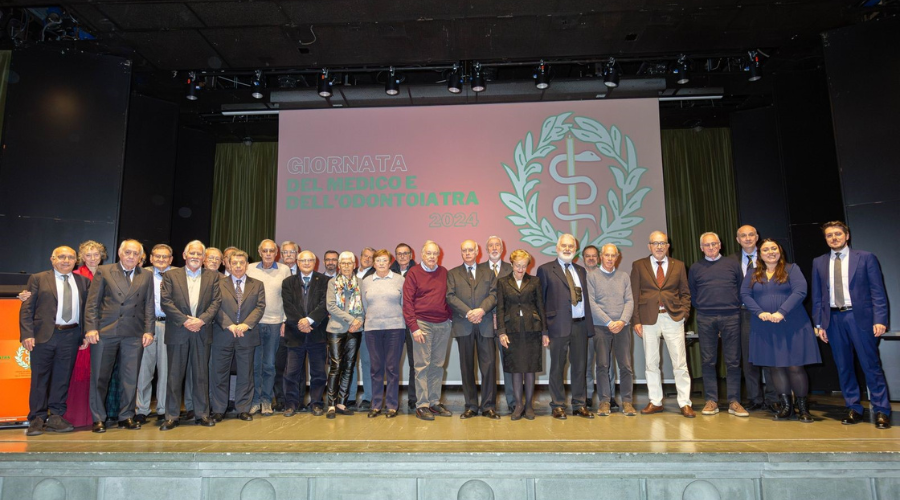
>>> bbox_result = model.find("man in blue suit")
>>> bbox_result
[811,221,891,429]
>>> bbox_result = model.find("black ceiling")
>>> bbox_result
[3,1,894,140]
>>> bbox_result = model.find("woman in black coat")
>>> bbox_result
[496,249,547,420]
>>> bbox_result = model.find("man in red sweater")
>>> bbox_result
[403,240,453,421]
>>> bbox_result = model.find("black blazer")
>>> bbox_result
[536,260,594,338]
[496,273,546,335]
[84,263,155,337]
[160,267,223,346]
[214,275,266,348]
[282,272,329,346]
[19,270,90,343]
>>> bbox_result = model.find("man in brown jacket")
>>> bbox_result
[631,231,694,418]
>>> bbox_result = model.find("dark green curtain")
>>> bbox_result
[210,142,278,255]
[660,127,740,375]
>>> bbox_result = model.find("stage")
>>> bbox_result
[1,391,898,500]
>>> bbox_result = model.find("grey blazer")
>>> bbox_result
[214,275,266,348]
[84,263,155,337]
[446,263,498,338]
[325,276,365,333]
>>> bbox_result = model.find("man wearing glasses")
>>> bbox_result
[631,231,694,418]
[204,248,223,273]
[390,243,418,409]
[135,244,175,425]
[246,239,291,416]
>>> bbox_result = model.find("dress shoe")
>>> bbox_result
[326,407,336,419]
[385,409,398,419]
[118,418,141,430]
[680,405,696,418]
[156,414,166,422]
[134,414,148,425]
[298,405,311,413]
[641,402,664,415]
[744,401,765,412]
[159,419,179,431]
[311,406,326,417]
[195,416,215,427]
[368,409,382,418]
[415,408,435,421]
[211,413,224,422]
[510,406,524,421]
[45,415,74,433]
[597,402,611,417]
[335,406,355,416]
[272,402,285,413]
[460,409,478,419]
[701,400,719,415]
[524,407,536,420]
[482,409,501,420]
[610,400,620,410]
[26,417,44,436]
[586,396,594,409]
[552,407,568,420]
[407,401,417,411]
[573,407,594,419]
[767,401,782,414]
[358,400,372,410]
[842,409,864,425]
[430,404,452,417]
[875,412,891,430]
[92,421,107,433]
[283,407,296,418]
[729,401,750,418]
[182,410,195,421]
[622,402,637,417]
[238,412,253,421]
[346,400,357,408]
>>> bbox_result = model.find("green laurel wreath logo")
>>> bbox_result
[501,112,651,256]
[16,346,30,370]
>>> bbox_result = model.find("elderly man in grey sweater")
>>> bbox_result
[586,244,636,416]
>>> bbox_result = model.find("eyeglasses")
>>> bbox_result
[649,242,669,247]
[396,251,411,256]
[281,250,298,256]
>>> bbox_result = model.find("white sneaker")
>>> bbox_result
[250,404,260,415]
[261,402,273,416]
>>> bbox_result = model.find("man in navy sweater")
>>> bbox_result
[689,232,749,418]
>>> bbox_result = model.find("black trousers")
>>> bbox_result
[210,342,255,414]
[165,335,211,420]
[272,336,287,404]
[404,328,417,404]
[28,327,81,420]
[90,335,142,422]
[456,332,497,412]
[283,342,327,410]
[326,331,361,405]
[549,319,589,409]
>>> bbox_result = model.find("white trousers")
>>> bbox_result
[642,313,691,408]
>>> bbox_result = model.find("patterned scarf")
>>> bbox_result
[333,274,362,315]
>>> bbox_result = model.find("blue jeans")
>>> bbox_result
[349,331,373,402]
[252,323,280,405]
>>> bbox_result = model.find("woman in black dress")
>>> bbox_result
[496,249,547,420]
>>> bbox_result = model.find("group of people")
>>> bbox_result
[18,220,892,437]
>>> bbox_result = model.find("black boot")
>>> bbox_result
[774,394,794,421]
[796,397,813,423]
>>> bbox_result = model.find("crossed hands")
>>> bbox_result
[466,308,485,324]
[757,312,784,323]
[229,323,249,338]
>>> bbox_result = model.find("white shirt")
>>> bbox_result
[651,255,669,277]
[54,269,80,325]
[557,258,585,319]
[829,247,852,308]
[741,250,757,277]
[465,263,477,279]
[357,267,372,279]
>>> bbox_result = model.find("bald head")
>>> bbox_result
[460,239,478,266]
[736,225,759,254]
[51,246,77,274]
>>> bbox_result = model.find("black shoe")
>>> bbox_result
[482,409,501,420]
[134,414,148,425]
[766,401,782,414]
[195,416,215,427]
[773,394,794,421]
[92,421,106,433]
[744,401,765,412]
[211,413,224,422]
[610,400,620,410]
[460,409,477,419]
[283,407,296,418]
[45,415,74,433]
[842,409,865,425]
[368,409,382,418]
[415,408,434,421]
[182,410,195,421]
[385,409,399,418]
[430,404,452,417]
[573,406,595,419]
[159,419,179,431]
[326,407,336,419]
[238,412,253,421]
[335,406,355,416]
[311,406,325,417]
[358,400,372,410]
[407,401,416,410]
[586,396,594,409]
[26,417,44,436]
[875,412,891,430]
[272,402,285,413]
[156,414,166,422]
[117,418,141,430]
[796,397,814,424]
[346,400,357,408]
[552,407,567,420]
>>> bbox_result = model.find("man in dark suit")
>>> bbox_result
[631,231,694,418]
[537,233,595,420]
[210,250,266,422]
[447,239,500,419]
[84,239,155,433]
[20,246,90,436]
[482,236,514,411]
[282,250,330,416]
[158,241,223,431]
[811,221,892,429]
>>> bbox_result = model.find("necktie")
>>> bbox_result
[124,268,133,288]
[834,254,845,307]
[235,279,243,321]
[302,276,311,310]
[656,260,665,288]
[61,275,73,323]
[469,266,476,281]
[303,276,310,288]
[492,264,499,277]
[745,254,752,274]
[564,264,578,306]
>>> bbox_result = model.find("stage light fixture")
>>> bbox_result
[251,70,264,99]
[385,67,400,96]
[317,69,332,98]
[185,72,200,101]
[603,57,620,88]
[747,50,763,82]
[447,65,462,94]
[674,55,690,84]
[534,61,550,90]
[471,62,485,93]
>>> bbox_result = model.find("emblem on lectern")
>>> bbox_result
[501,112,651,256]
[15,346,30,370]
